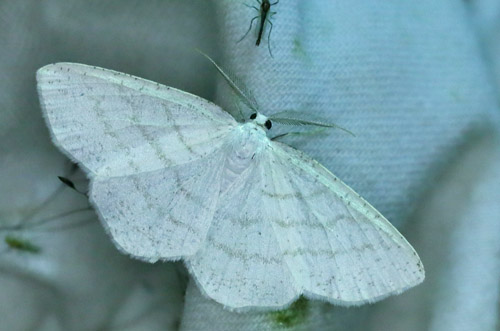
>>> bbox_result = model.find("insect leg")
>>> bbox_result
[266,18,274,57]
[237,15,260,43]
[243,3,260,11]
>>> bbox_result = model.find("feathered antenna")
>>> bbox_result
[269,110,355,136]
[271,127,328,141]
[196,50,353,136]
[196,49,259,114]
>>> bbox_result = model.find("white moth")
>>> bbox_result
[36,61,424,311]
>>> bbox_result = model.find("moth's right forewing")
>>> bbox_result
[36,63,237,178]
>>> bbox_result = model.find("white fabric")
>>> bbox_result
[0,0,499,330]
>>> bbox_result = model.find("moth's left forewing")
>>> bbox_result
[36,63,238,177]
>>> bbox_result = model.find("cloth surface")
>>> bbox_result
[0,0,499,330]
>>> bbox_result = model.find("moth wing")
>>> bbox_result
[36,63,237,178]
[90,147,227,262]
[37,63,238,260]
[186,152,298,310]
[187,142,424,309]
[271,143,425,305]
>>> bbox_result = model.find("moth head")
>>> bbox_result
[250,112,272,130]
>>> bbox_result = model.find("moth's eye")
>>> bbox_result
[265,120,272,130]
[250,113,257,120]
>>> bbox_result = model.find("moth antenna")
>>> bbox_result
[269,115,355,136]
[271,127,327,141]
[196,49,259,113]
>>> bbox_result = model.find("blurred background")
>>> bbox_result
[0,1,499,330]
